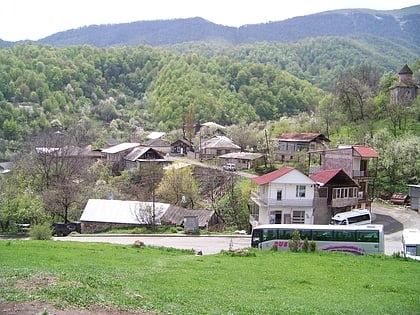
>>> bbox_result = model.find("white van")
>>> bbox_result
[401,229,420,260]
[329,209,372,225]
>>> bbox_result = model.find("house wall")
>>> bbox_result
[260,182,315,201]
[254,179,315,226]
[257,206,314,225]
[81,221,139,233]
[313,189,330,224]
[322,149,353,177]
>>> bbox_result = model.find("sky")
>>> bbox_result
[1,0,419,41]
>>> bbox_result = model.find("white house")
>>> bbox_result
[250,166,316,227]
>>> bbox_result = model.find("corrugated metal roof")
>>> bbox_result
[251,166,295,185]
[161,205,217,227]
[80,199,170,224]
[353,146,378,158]
[310,169,341,185]
[102,143,141,154]
[143,138,170,147]
[147,132,166,139]
[310,169,358,187]
[219,152,264,160]
[277,132,330,142]
[124,147,164,161]
[201,136,240,150]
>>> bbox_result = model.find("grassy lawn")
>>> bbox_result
[1,240,419,314]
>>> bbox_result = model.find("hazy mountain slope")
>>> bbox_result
[26,6,420,48]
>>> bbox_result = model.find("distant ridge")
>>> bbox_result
[1,5,419,48]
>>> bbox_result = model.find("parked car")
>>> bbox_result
[223,163,236,171]
[52,222,81,236]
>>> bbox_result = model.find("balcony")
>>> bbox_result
[352,170,371,178]
[251,191,314,207]
[331,197,359,208]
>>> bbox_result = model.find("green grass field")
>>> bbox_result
[1,240,419,314]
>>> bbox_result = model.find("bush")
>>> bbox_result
[289,229,300,252]
[302,238,309,252]
[309,241,316,252]
[29,223,52,240]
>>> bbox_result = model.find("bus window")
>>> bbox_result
[299,229,312,240]
[334,230,355,242]
[251,229,262,247]
[312,230,332,241]
[266,229,278,241]
[356,230,379,242]
[278,229,294,239]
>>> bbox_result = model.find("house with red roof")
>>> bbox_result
[250,166,316,227]
[310,169,359,224]
[308,145,379,210]
[274,132,330,162]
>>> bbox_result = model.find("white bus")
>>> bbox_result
[401,229,420,260]
[251,224,384,255]
[329,209,372,225]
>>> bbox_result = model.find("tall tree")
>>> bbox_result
[156,166,201,209]
[335,64,380,123]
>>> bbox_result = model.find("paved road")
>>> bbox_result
[54,202,420,256]
[371,202,420,255]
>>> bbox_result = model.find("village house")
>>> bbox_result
[197,135,241,159]
[171,138,194,155]
[142,137,171,155]
[123,146,168,170]
[102,142,141,162]
[80,199,220,233]
[308,145,379,209]
[310,169,360,224]
[218,151,265,170]
[274,132,330,162]
[250,166,316,228]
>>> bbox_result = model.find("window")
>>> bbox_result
[312,230,332,241]
[276,190,282,200]
[334,230,355,242]
[356,230,379,243]
[333,187,358,199]
[292,211,305,224]
[296,185,306,198]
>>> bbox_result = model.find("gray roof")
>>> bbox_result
[143,138,170,147]
[161,206,217,227]
[80,199,170,224]
[124,147,164,161]
[201,136,240,150]
[219,152,264,160]
[102,143,140,154]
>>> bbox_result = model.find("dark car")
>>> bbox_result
[52,222,81,236]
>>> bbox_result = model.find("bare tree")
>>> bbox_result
[24,131,92,223]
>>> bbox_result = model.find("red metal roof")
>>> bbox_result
[251,166,295,185]
[310,169,341,184]
[353,146,378,158]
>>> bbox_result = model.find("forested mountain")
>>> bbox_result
[20,5,420,48]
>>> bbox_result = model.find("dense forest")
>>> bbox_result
[0,19,419,232]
